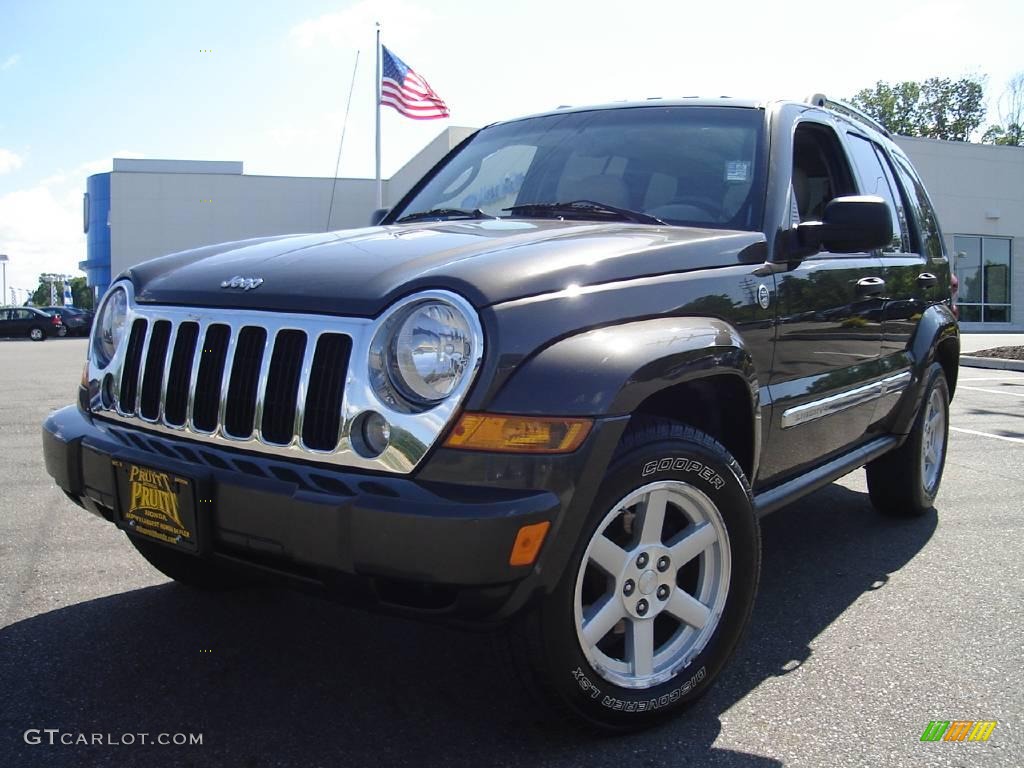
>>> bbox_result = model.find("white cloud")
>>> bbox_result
[0,155,142,294]
[288,1,432,51]
[0,148,23,174]
[0,53,19,71]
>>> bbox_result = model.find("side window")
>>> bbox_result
[887,151,946,262]
[843,134,907,252]
[791,123,856,227]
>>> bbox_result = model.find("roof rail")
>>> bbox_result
[804,93,891,138]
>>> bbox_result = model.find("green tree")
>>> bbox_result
[982,73,1023,147]
[29,275,94,310]
[848,76,986,141]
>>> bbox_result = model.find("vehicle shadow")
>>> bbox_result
[0,481,935,768]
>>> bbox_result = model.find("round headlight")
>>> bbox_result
[93,285,129,368]
[388,301,473,404]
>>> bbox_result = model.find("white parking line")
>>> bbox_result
[958,385,1024,398]
[959,376,1024,382]
[950,427,1024,444]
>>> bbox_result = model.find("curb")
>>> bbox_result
[959,356,1024,372]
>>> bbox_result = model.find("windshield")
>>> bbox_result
[392,106,767,230]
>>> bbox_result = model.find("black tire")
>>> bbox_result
[128,536,251,591]
[28,327,45,341]
[506,419,760,731]
[866,362,950,517]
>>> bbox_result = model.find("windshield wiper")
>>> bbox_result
[395,207,492,223]
[503,200,666,226]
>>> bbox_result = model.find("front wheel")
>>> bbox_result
[866,362,950,517]
[507,420,760,731]
[29,327,45,341]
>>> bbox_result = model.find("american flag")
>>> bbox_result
[380,46,449,120]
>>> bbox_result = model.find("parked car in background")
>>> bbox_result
[1,307,64,340]
[41,306,93,336]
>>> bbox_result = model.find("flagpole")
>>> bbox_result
[374,22,383,208]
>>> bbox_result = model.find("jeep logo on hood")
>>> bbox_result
[220,276,264,291]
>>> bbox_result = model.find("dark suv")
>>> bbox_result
[42,95,957,731]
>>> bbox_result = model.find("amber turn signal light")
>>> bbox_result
[509,521,551,566]
[444,413,592,454]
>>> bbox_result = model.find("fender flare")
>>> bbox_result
[486,316,761,476]
[890,303,959,435]
[488,316,759,416]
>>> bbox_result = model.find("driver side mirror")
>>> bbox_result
[790,196,892,258]
[370,207,390,226]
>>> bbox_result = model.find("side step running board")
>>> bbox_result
[753,436,900,517]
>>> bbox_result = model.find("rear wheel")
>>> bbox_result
[29,327,45,341]
[866,362,950,517]
[507,420,760,731]
[128,536,251,590]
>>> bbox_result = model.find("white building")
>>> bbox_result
[82,127,1022,331]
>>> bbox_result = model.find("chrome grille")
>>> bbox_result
[112,319,348,451]
[88,285,484,475]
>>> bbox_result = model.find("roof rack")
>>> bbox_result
[804,93,891,138]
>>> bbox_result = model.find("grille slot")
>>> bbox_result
[193,324,230,432]
[164,322,199,426]
[139,320,172,420]
[261,330,307,445]
[119,319,148,414]
[302,333,352,450]
[224,326,267,437]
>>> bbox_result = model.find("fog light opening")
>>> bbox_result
[101,373,115,409]
[352,411,391,458]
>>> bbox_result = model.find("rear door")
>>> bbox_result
[874,146,951,421]
[760,118,886,485]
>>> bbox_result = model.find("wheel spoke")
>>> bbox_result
[667,521,717,568]
[665,587,711,630]
[627,618,655,676]
[589,535,628,576]
[638,488,668,545]
[582,596,626,647]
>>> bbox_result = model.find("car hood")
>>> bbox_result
[129,219,766,316]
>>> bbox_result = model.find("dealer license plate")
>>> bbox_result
[113,460,199,554]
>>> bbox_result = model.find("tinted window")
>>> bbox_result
[791,122,856,225]
[844,135,906,252]
[888,150,946,261]
[396,107,767,230]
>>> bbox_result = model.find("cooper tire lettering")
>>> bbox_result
[641,455,725,489]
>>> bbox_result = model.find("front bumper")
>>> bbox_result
[42,404,627,623]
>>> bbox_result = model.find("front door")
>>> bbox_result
[760,120,886,485]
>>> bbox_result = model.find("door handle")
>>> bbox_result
[856,276,886,296]
[917,272,938,288]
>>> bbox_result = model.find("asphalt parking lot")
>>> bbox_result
[1,337,1021,768]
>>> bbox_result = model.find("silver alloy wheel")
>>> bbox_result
[30,328,43,341]
[920,387,946,493]
[573,480,732,690]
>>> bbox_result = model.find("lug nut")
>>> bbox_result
[636,552,649,568]
[657,555,670,572]
[623,579,635,596]
[636,599,649,616]
[657,585,670,600]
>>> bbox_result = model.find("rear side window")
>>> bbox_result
[844,134,908,252]
[887,150,946,262]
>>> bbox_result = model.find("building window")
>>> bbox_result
[954,235,1012,323]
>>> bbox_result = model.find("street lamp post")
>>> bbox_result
[0,255,8,308]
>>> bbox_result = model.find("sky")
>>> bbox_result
[1,0,1022,298]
